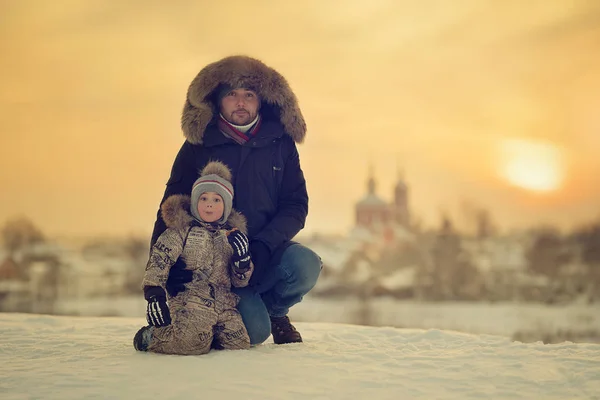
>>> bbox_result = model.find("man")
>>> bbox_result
[148,55,321,345]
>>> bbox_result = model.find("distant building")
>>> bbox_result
[354,166,412,245]
[0,257,30,312]
[0,257,25,281]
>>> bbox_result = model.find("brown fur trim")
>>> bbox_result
[182,55,306,145]
[161,194,248,234]
[161,195,193,230]
[227,210,248,234]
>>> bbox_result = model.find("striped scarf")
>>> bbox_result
[217,114,262,145]
[190,219,230,233]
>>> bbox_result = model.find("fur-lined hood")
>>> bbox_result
[161,194,247,234]
[181,55,306,145]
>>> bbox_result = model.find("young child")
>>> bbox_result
[133,161,253,355]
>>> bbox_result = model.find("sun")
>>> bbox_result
[498,138,564,192]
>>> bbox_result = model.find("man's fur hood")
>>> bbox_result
[160,194,247,234]
[181,55,306,145]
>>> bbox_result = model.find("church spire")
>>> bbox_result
[396,156,405,183]
[367,163,376,194]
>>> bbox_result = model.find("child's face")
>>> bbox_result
[196,192,224,223]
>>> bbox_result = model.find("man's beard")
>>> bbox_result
[228,109,254,125]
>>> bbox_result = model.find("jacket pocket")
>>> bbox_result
[271,142,284,199]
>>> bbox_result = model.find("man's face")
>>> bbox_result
[219,88,260,125]
[196,192,224,223]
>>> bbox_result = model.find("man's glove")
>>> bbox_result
[227,230,251,273]
[144,286,172,327]
[249,240,271,285]
[165,257,193,298]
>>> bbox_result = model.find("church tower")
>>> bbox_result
[393,168,410,228]
[355,164,388,229]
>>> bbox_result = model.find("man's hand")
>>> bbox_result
[165,257,193,297]
[249,240,271,285]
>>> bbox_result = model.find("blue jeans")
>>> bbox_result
[232,243,321,345]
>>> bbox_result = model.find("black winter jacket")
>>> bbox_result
[151,120,308,281]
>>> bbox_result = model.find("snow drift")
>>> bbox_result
[2,313,599,399]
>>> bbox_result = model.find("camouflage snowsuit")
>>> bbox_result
[142,195,253,355]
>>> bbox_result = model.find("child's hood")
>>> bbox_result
[160,194,248,233]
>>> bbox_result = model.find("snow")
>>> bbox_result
[379,267,416,290]
[304,240,356,273]
[2,313,599,399]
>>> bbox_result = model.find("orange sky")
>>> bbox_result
[1,0,599,239]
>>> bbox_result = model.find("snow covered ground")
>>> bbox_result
[2,312,599,399]
[54,296,600,343]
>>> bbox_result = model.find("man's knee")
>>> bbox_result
[246,318,271,345]
[283,244,322,291]
[233,286,271,345]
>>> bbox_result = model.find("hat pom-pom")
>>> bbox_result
[200,161,232,182]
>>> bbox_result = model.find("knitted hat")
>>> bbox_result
[216,83,260,105]
[190,161,234,224]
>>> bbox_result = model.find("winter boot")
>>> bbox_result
[133,326,154,351]
[270,315,302,344]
